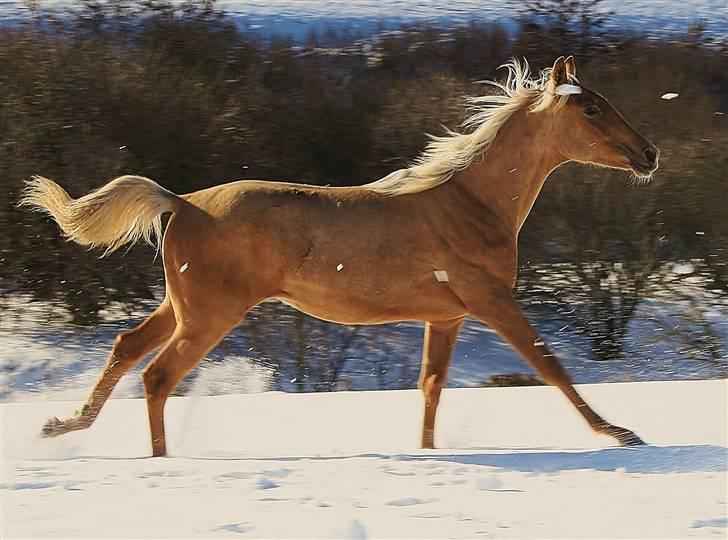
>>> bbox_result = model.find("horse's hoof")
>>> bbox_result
[40,417,63,437]
[616,429,645,447]
[620,435,646,447]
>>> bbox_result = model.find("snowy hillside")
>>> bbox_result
[2,380,726,538]
[3,0,727,41]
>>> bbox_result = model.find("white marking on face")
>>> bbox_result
[555,84,582,96]
[179,262,189,273]
[336,263,344,271]
[434,270,449,282]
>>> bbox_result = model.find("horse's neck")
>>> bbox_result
[452,110,565,235]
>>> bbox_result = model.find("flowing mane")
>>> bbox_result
[365,59,575,196]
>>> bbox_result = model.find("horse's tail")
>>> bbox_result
[19,175,182,256]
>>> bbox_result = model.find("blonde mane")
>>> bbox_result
[365,59,574,196]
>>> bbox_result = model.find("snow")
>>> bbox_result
[2,380,726,538]
[433,270,449,282]
[3,1,727,42]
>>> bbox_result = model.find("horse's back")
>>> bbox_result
[160,180,393,305]
[159,179,456,320]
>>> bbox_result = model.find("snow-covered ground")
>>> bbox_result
[2,380,726,538]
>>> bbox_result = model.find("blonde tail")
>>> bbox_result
[19,175,181,256]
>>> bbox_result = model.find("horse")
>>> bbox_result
[21,56,659,457]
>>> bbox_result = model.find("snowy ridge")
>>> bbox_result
[1,380,726,538]
[2,1,727,42]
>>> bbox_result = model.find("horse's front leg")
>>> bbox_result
[418,319,464,449]
[468,287,644,446]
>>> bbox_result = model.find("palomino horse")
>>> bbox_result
[22,56,658,457]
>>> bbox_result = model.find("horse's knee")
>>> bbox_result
[421,372,442,391]
[421,373,445,406]
[419,356,449,391]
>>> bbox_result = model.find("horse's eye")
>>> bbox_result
[583,105,600,117]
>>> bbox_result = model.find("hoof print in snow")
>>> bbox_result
[261,468,291,479]
[330,519,367,540]
[692,518,728,529]
[386,497,427,507]
[219,522,254,534]
[256,478,278,490]
[476,474,504,491]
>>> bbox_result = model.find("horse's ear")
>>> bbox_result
[550,56,568,87]
[564,55,576,79]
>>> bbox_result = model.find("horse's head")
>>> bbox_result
[545,56,659,179]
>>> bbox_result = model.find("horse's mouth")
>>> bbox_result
[617,144,658,178]
[628,159,656,178]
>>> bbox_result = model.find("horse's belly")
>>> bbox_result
[275,296,404,325]
[275,282,466,325]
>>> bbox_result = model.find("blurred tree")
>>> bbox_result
[0,2,725,375]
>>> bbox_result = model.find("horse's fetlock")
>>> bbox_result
[594,421,613,433]
[428,371,446,387]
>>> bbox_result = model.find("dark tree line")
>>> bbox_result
[0,1,725,369]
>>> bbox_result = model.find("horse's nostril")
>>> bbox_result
[644,145,658,166]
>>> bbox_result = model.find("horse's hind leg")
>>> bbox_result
[141,315,242,457]
[41,300,176,437]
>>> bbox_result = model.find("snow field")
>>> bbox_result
[1,380,726,538]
